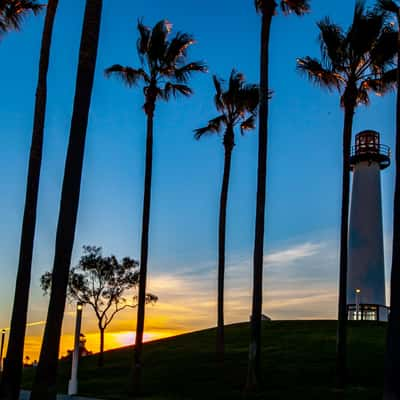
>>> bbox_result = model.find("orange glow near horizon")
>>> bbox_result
[21,328,186,362]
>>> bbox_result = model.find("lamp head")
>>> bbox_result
[356,288,361,294]
[1,329,5,334]
[77,303,83,311]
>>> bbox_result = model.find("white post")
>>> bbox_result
[355,289,361,321]
[68,303,83,395]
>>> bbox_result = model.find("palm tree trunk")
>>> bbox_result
[0,2,58,399]
[336,101,355,389]
[29,2,102,399]
[131,98,155,397]
[98,327,105,367]
[246,2,274,391]
[383,14,400,400]
[216,130,234,361]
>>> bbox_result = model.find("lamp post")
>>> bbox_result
[68,302,83,395]
[355,288,361,321]
[0,329,5,372]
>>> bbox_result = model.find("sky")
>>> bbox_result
[0,0,397,361]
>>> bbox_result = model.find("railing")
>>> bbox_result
[350,143,391,158]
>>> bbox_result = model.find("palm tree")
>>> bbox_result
[0,2,58,400]
[194,70,259,361]
[0,0,43,34]
[246,0,310,390]
[376,2,400,399]
[29,1,103,399]
[297,1,395,387]
[105,20,206,395]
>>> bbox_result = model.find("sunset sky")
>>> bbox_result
[0,0,396,361]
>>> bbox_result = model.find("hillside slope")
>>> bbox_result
[23,321,387,399]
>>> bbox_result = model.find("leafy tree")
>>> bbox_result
[247,0,310,391]
[297,0,395,387]
[40,246,158,367]
[194,70,258,361]
[0,2,58,400]
[105,19,206,395]
[0,0,43,34]
[30,1,103,399]
[376,2,400,399]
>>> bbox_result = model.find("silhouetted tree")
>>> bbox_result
[40,246,158,367]
[195,70,259,361]
[105,19,206,396]
[0,0,43,34]
[376,1,400,399]
[0,2,58,400]
[29,1,103,399]
[247,0,310,391]
[297,1,395,387]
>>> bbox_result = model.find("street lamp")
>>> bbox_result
[68,303,83,395]
[355,288,361,321]
[0,329,5,372]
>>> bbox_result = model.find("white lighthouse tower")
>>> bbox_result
[347,130,390,321]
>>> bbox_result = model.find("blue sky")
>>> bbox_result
[0,0,396,357]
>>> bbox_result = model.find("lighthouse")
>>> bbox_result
[347,130,390,321]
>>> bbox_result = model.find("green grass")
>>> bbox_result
[22,321,387,399]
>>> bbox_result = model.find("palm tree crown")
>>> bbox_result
[0,0,43,33]
[194,70,259,145]
[255,0,310,15]
[105,19,207,114]
[297,1,395,107]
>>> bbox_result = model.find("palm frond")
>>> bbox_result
[164,32,195,65]
[317,17,346,69]
[213,75,225,112]
[147,19,171,66]
[369,26,396,73]
[104,65,149,87]
[376,0,399,14]
[240,115,256,134]
[0,0,43,32]
[363,69,397,95]
[280,0,310,16]
[347,2,386,59]
[221,70,245,113]
[173,61,207,83]
[297,57,343,90]
[160,82,193,100]
[238,84,260,113]
[228,69,245,94]
[194,115,226,139]
[136,19,151,63]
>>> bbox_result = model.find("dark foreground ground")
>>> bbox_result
[23,321,387,399]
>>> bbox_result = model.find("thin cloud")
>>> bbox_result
[264,242,323,267]
[1,319,47,331]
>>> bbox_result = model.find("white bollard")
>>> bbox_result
[68,303,83,395]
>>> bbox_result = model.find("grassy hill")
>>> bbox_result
[22,320,387,399]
